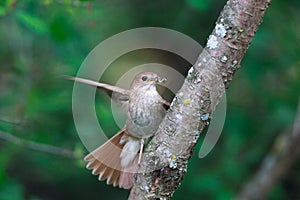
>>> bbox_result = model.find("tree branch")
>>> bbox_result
[236,100,300,200]
[0,130,76,159]
[129,0,271,199]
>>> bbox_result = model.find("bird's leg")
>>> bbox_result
[138,138,145,164]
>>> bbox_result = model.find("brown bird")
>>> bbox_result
[66,72,170,189]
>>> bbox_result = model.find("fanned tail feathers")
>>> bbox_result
[84,129,139,189]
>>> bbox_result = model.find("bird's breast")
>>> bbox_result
[126,90,165,138]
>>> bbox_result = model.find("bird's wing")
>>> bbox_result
[64,76,130,106]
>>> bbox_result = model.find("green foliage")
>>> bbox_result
[186,0,211,11]
[0,0,299,199]
[0,180,24,200]
[16,10,48,34]
[0,7,6,17]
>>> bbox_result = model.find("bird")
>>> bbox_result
[65,72,170,189]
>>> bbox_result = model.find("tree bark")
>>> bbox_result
[129,0,271,199]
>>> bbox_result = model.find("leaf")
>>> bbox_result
[16,11,48,34]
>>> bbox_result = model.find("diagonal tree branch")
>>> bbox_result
[0,130,76,159]
[236,100,300,200]
[129,0,271,199]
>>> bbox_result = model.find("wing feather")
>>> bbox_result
[63,75,130,106]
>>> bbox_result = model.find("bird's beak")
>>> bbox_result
[154,76,167,84]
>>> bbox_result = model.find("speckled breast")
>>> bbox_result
[126,91,166,138]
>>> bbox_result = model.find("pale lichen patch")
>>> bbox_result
[215,23,227,38]
[207,35,218,49]
[221,55,228,63]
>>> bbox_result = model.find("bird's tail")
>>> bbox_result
[84,129,140,189]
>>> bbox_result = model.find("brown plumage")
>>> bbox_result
[84,129,125,188]
[66,72,169,189]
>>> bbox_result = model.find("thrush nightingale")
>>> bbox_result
[66,72,170,189]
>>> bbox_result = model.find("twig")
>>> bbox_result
[0,130,76,159]
[236,99,300,200]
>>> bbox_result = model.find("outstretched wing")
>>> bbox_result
[64,75,130,106]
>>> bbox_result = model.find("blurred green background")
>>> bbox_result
[0,0,299,199]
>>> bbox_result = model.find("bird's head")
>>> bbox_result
[130,71,166,90]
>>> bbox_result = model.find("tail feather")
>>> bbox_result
[98,166,110,180]
[107,169,119,185]
[103,168,114,183]
[84,129,125,187]
[84,129,140,189]
[86,159,99,170]
[92,164,105,175]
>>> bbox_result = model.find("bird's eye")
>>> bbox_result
[141,76,148,81]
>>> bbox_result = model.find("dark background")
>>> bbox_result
[0,0,299,199]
